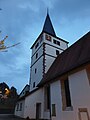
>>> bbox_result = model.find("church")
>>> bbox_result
[14,12,90,120]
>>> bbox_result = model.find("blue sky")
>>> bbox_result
[0,0,90,93]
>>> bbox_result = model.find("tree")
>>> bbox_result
[0,82,18,98]
[0,82,9,95]
[0,82,18,114]
[9,86,18,98]
[0,31,20,52]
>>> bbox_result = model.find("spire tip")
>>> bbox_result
[47,7,49,15]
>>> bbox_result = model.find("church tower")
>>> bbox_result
[29,13,68,91]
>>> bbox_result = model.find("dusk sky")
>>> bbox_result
[0,0,90,93]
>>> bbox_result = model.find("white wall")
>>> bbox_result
[43,33,68,50]
[45,55,56,73]
[30,32,68,91]
[32,34,44,55]
[24,88,51,119]
[30,56,43,91]
[50,69,90,120]
[20,85,29,98]
[45,44,63,56]
[50,81,62,120]
[31,45,43,66]
[14,100,25,118]
[44,33,68,74]
[24,88,44,119]
[45,44,63,73]
[50,81,75,120]
[69,69,90,120]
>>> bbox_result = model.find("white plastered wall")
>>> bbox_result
[24,88,44,119]
[24,88,51,119]
[43,33,68,50]
[14,100,25,118]
[30,56,43,91]
[69,69,90,120]
[31,34,44,55]
[50,80,75,120]
[31,45,43,66]
[50,69,90,120]
[45,55,56,73]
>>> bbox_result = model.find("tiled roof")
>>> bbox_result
[42,13,56,36]
[38,31,90,86]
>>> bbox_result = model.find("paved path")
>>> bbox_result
[0,114,25,120]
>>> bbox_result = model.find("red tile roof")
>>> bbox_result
[38,31,90,87]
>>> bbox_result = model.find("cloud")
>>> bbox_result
[0,0,90,93]
[42,0,56,9]
[52,0,90,20]
[18,1,40,12]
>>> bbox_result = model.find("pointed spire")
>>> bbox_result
[42,11,56,36]
[47,7,49,15]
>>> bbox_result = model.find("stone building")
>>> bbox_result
[15,12,90,120]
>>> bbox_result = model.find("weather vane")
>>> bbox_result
[0,31,20,52]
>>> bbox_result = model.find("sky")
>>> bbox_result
[0,0,90,93]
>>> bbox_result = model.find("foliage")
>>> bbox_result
[0,82,18,110]
[0,82,18,98]
[0,31,20,52]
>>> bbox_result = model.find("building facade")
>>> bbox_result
[14,12,90,120]
[29,13,68,91]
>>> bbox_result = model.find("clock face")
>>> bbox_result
[45,34,51,41]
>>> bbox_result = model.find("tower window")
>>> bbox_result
[36,53,38,59]
[33,82,35,88]
[64,80,71,107]
[56,50,59,56]
[52,104,56,116]
[35,68,37,74]
[45,34,51,41]
[20,103,22,111]
[35,42,39,49]
[53,39,56,44]
[16,103,19,111]
[61,79,72,111]
[53,39,60,46]
[45,85,50,110]
[57,41,60,46]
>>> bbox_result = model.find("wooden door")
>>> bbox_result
[36,103,41,119]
